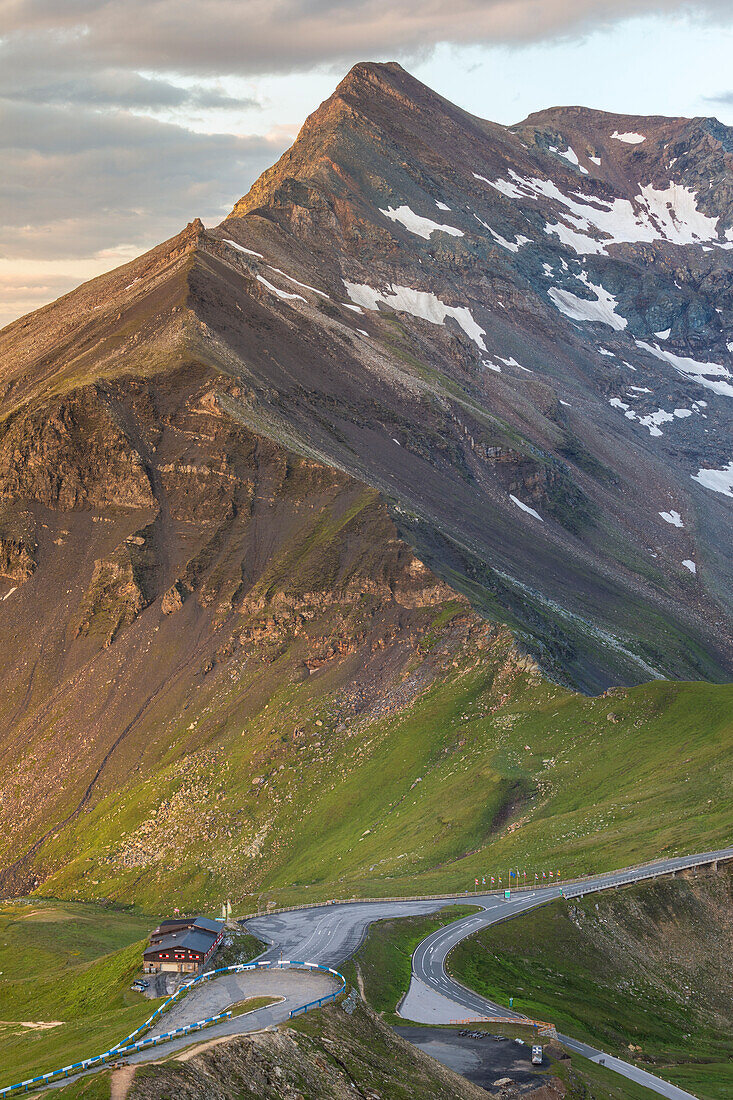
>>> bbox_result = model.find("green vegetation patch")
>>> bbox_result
[0,899,162,1086]
[51,1073,112,1100]
[449,866,733,1100]
[344,905,479,1018]
[229,994,280,1017]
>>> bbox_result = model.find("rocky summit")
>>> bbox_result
[0,62,732,904]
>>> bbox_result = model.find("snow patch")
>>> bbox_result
[487,226,521,252]
[435,200,451,211]
[267,266,330,298]
[635,341,733,398]
[589,155,601,165]
[608,398,678,436]
[380,204,463,240]
[692,462,733,497]
[510,495,543,521]
[498,355,532,372]
[548,145,586,173]
[682,559,697,574]
[659,510,684,527]
[256,275,305,302]
[654,328,671,340]
[549,272,627,330]
[612,131,646,144]
[223,238,263,258]
[344,281,486,349]
[1,586,17,601]
[474,214,529,252]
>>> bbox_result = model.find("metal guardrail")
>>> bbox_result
[286,962,347,1018]
[239,849,733,922]
[0,959,345,1097]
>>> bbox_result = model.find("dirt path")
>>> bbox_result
[110,1065,137,1100]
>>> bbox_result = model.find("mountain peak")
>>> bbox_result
[5,62,733,694]
[227,59,459,220]
[336,59,409,92]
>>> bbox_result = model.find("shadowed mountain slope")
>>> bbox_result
[3,62,733,692]
[0,62,732,907]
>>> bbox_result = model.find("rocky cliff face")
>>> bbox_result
[206,62,733,689]
[0,349,484,899]
[0,61,732,904]
[3,62,732,691]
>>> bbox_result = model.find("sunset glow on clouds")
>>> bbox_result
[2,0,733,325]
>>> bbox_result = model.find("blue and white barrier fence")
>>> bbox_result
[0,959,345,1096]
[284,961,346,1018]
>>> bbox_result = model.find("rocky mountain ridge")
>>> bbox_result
[213,63,733,688]
[0,61,732,906]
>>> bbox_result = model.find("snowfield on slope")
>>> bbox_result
[549,272,627,330]
[510,494,543,520]
[343,280,486,349]
[692,462,733,497]
[635,341,733,398]
[475,171,725,255]
[380,204,464,239]
[256,274,306,302]
[612,130,646,143]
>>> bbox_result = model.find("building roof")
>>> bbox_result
[189,916,222,935]
[149,915,223,943]
[144,928,219,958]
[154,915,222,933]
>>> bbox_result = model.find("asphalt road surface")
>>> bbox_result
[15,846,731,1096]
[248,847,733,972]
[248,846,733,1099]
[247,898,458,964]
[38,969,339,1092]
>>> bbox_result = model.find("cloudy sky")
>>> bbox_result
[2,0,733,327]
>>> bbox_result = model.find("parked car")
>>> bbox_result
[531,1045,543,1065]
[130,979,148,991]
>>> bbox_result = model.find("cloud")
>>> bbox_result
[2,0,732,327]
[0,101,286,260]
[0,96,287,326]
[2,1,733,78]
[0,71,258,112]
[706,91,733,105]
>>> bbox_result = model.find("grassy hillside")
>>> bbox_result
[449,866,733,1100]
[0,899,162,1085]
[29,645,733,911]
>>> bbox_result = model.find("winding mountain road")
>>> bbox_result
[17,846,731,1097]
[248,846,733,1100]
